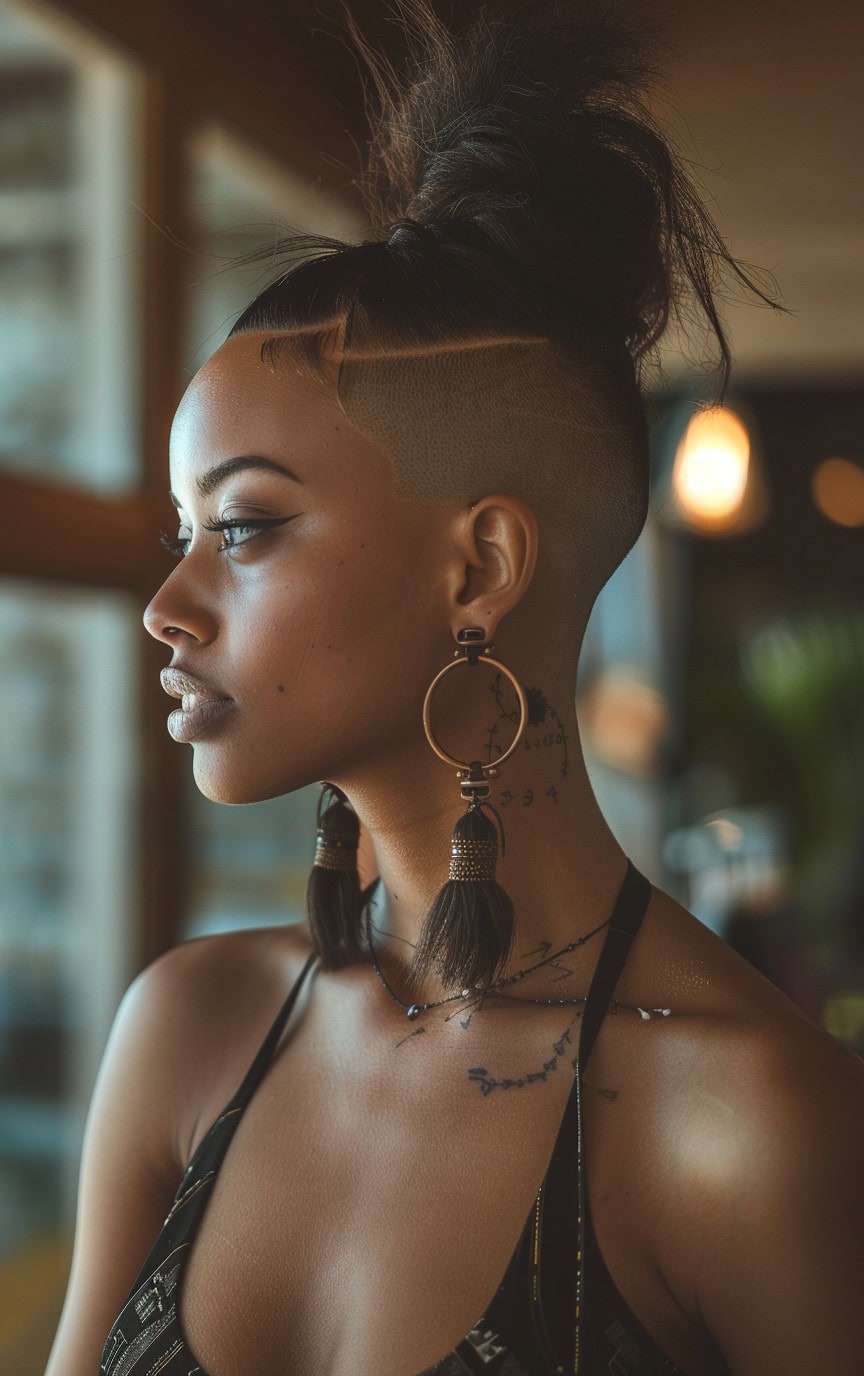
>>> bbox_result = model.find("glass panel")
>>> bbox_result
[183,771,321,939]
[184,121,363,374]
[578,511,671,889]
[0,579,139,1374]
[178,125,364,939]
[0,1,142,493]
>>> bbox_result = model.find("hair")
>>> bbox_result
[219,0,790,975]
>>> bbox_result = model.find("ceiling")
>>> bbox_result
[177,0,864,386]
[654,0,864,385]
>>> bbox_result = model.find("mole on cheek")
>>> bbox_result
[277,685,285,693]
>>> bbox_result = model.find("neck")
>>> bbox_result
[338,706,629,1009]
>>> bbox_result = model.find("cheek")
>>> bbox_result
[185,523,446,799]
[240,549,430,709]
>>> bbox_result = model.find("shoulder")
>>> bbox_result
[642,881,864,1164]
[641,895,864,1370]
[125,918,318,1170]
[669,998,864,1204]
[43,920,318,1376]
[133,915,317,1013]
[695,1015,863,1370]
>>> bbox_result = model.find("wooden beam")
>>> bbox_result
[2,470,154,589]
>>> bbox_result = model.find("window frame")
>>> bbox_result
[1,0,368,971]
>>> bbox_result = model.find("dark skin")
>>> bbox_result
[46,332,864,1376]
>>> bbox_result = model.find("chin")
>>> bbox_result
[190,753,314,807]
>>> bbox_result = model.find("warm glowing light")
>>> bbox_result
[811,456,864,528]
[672,406,751,529]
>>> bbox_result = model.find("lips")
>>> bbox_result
[160,666,233,711]
[160,666,236,743]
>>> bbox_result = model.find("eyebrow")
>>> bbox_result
[169,454,304,507]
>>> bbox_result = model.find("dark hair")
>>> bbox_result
[219,0,789,976]
[227,0,786,390]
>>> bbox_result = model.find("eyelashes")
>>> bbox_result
[158,515,298,559]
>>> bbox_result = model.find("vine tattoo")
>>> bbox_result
[467,1014,583,1096]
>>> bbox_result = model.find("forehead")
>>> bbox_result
[168,331,391,496]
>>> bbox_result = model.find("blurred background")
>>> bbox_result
[0,0,862,1367]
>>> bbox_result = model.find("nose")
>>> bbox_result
[142,575,213,647]
[143,595,186,645]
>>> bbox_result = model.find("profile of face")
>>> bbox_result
[143,331,464,807]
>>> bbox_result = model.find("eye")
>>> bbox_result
[206,518,268,552]
[158,515,298,559]
[159,531,191,558]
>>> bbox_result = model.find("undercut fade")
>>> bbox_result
[223,0,786,628]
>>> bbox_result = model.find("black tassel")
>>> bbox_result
[305,783,365,969]
[408,800,515,994]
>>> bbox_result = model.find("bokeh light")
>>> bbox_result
[811,456,864,528]
[672,405,751,530]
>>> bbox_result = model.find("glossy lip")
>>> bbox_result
[166,697,236,743]
[160,665,233,705]
[160,665,236,743]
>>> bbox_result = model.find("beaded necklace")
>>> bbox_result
[360,880,671,1023]
[362,897,671,1021]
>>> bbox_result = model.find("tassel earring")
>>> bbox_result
[305,781,365,969]
[410,627,529,994]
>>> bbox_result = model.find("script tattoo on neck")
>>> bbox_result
[484,677,569,784]
[466,1013,583,1096]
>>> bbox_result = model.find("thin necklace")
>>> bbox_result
[362,897,612,1019]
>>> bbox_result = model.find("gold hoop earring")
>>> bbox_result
[410,626,528,993]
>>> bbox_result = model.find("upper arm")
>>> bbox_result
[43,940,215,1376]
[692,1028,864,1374]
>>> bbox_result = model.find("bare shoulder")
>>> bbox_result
[138,917,318,1167]
[145,915,317,1012]
[633,888,864,1366]
[635,885,862,1143]
[43,919,318,1376]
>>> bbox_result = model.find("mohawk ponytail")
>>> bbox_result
[230,0,788,396]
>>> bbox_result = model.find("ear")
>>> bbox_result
[447,493,539,637]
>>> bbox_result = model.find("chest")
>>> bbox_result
[175,1000,704,1376]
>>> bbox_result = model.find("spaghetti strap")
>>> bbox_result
[572,857,652,1371]
[219,947,318,1116]
[530,855,653,1372]
[579,858,652,1074]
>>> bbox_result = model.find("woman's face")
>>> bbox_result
[143,331,454,805]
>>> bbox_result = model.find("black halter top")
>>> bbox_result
[100,857,713,1376]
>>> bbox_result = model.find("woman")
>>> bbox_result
[47,2,863,1373]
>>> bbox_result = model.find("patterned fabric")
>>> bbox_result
[415,1322,534,1375]
[100,860,718,1376]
